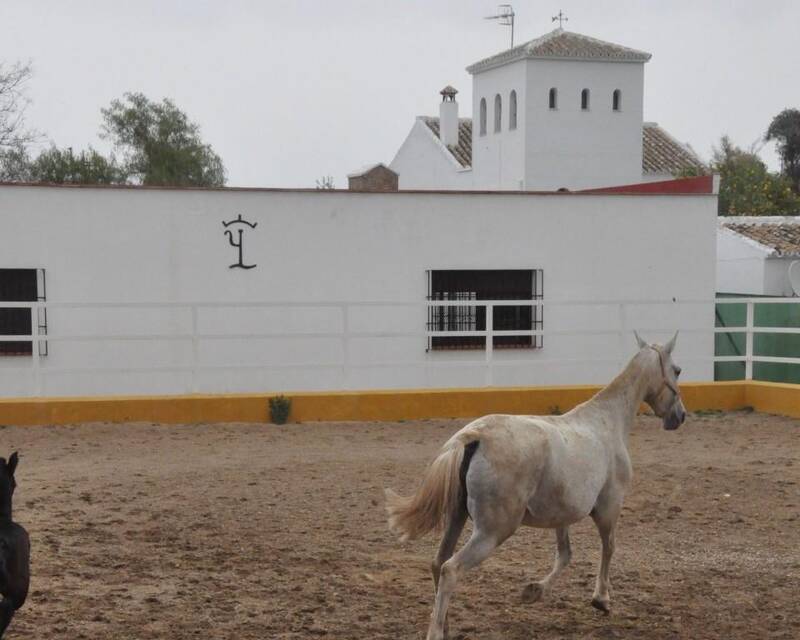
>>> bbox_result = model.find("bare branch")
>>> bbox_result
[0,60,40,150]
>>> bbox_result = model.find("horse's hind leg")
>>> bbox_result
[0,598,15,638]
[432,506,467,594]
[431,507,467,640]
[521,526,572,604]
[427,529,499,640]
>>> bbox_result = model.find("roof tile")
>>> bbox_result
[422,117,472,168]
[722,217,800,257]
[467,29,651,74]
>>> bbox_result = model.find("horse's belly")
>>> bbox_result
[522,484,597,528]
[522,504,589,528]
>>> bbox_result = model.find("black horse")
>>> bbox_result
[0,453,29,638]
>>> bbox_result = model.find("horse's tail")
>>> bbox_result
[385,438,479,542]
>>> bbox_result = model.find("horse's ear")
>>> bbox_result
[7,452,18,476]
[634,330,648,350]
[664,331,678,354]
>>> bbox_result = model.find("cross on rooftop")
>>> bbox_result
[552,10,568,28]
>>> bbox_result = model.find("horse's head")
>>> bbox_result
[0,452,19,500]
[635,331,686,431]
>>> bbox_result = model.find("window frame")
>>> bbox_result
[0,268,48,357]
[494,94,502,133]
[581,88,591,111]
[612,89,621,111]
[479,98,487,136]
[426,269,544,351]
[549,87,558,110]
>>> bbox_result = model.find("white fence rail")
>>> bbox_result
[0,297,797,397]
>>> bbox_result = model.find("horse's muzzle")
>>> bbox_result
[663,406,686,431]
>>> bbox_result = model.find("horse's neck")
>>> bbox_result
[588,353,650,436]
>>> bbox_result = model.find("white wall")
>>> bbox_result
[390,119,473,190]
[0,185,717,397]
[523,59,644,191]
[471,60,528,190]
[716,227,768,294]
[764,257,799,297]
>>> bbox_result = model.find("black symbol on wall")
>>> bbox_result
[222,214,257,269]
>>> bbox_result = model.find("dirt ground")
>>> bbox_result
[1,410,798,639]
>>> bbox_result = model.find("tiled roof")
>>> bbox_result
[421,118,703,176]
[421,117,472,168]
[467,28,651,74]
[721,216,800,257]
[642,123,705,175]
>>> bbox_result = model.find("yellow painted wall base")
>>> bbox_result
[745,381,800,418]
[0,380,790,427]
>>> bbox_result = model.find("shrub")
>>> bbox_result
[268,395,291,424]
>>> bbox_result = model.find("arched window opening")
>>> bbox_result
[581,88,590,110]
[612,89,621,111]
[509,90,517,130]
[494,94,502,132]
[549,87,557,110]
[479,98,487,136]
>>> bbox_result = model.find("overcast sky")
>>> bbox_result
[2,0,798,188]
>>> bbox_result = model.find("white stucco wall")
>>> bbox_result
[764,257,799,297]
[0,184,716,397]
[390,119,473,190]
[470,60,528,190]
[716,227,768,295]
[522,59,644,191]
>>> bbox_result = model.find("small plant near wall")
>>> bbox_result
[268,395,292,424]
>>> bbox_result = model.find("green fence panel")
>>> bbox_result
[714,298,800,383]
[715,300,746,381]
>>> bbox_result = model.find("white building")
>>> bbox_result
[0,183,716,397]
[390,28,703,191]
[717,216,800,296]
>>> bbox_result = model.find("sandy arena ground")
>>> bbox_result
[1,410,798,639]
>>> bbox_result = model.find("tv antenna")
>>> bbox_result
[485,4,515,48]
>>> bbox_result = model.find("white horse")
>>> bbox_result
[385,332,686,640]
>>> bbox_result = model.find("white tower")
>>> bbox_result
[467,28,651,190]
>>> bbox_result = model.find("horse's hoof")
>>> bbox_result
[521,582,544,604]
[591,597,611,615]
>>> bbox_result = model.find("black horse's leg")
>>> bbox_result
[0,598,15,638]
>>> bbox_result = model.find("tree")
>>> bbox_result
[28,146,125,185]
[766,108,800,194]
[101,92,225,187]
[316,175,335,189]
[0,61,37,151]
[697,136,800,215]
[0,145,32,182]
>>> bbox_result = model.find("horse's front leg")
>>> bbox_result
[590,502,621,614]
[521,526,571,604]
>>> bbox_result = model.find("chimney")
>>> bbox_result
[439,85,459,148]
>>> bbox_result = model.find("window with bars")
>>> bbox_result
[0,269,47,356]
[426,269,543,351]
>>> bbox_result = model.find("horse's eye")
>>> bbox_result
[674,366,681,377]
